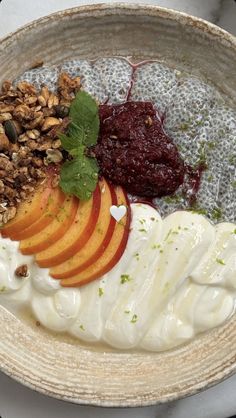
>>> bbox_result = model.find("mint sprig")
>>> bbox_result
[59,91,99,200]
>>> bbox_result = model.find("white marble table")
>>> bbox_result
[0,1,236,417]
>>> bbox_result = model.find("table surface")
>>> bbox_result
[0,1,236,417]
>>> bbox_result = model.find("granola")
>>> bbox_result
[0,72,81,225]
[15,264,28,278]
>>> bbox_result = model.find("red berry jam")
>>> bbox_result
[94,101,185,197]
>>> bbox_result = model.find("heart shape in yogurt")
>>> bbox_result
[110,205,127,222]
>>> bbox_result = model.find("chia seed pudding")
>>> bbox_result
[14,57,236,223]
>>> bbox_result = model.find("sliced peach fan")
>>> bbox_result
[2,175,131,287]
[50,179,117,279]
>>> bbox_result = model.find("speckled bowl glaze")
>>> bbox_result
[0,3,236,407]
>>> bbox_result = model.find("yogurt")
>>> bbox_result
[0,203,235,352]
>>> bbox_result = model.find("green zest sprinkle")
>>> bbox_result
[98,287,104,297]
[152,244,163,253]
[196,141,207,165]
[163,195,183,204]
[211,207,222,221]
[120,274,132,284]
[208,141,216,150]
[189,206,208,216]
[216,258,226,265]
[130,314,138,324]
[164,229,172,241]
[164,228,179,241]
[79,324,85,331]
[152,244,161,250]
[231,229,236,235]
[229,155,236,165]
[179,122,189,131]
[59,91,99,200]
[138,228,147,233]
[124,310,130,314]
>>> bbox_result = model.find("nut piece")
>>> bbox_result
[145,116,153,127]
[0,133,9,151]
[45,148,63,163]
[22,112,44,129]
[2,206,16,224]
[48,93,59,109]
[0,156,13,171]
[15,264,28,278]
[2,80,12,93]
[0,113,12,123]
[32,156,43,168]
[0,104,14,113]
[13,104,31,121]
[52,139,61,149]
[41,86,50,102]
[24,96,38,106]
[26,129,40,140]
[17,81,36,95]
[41,117,60,132]
[29,60,44,70]
[18,133,28,143]
[38,95,47,107]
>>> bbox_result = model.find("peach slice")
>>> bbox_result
[60,186,131,287]
[10,187,66,241]
[1,180,51,238]
[50,179,117,279]
[20,195,78,255]
[35,183,101,268]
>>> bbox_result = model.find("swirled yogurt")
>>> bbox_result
[0,203,235,352]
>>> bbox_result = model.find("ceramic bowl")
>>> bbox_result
[0,3,236,407]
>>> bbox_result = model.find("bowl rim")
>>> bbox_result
[1,2,236,47]
[1,2,236,407]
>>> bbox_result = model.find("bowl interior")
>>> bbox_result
[0,3,236,407]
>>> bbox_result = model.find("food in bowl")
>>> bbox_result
[0,57,235,351]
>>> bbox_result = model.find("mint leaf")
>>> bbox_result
[59,153,99,200]
[59,130,85,157]
[69,91,99,147]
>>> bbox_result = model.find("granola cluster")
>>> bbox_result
[0,72,80,225]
